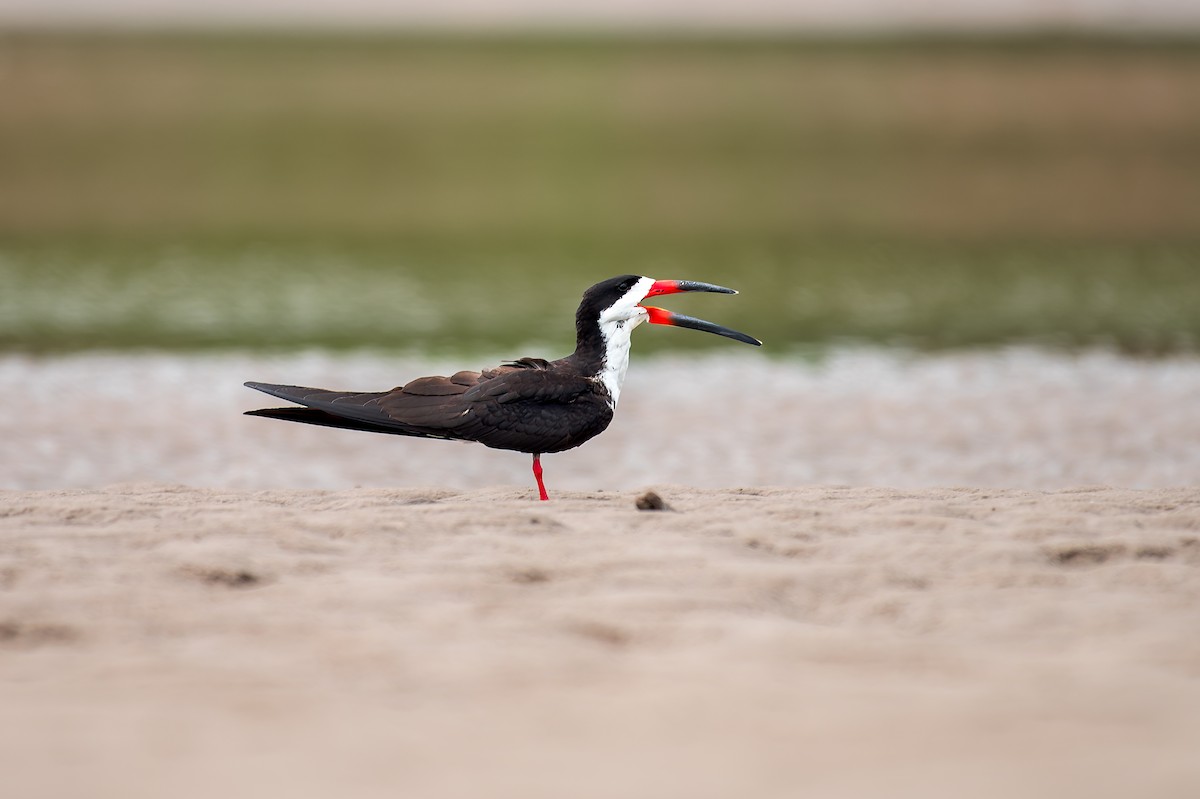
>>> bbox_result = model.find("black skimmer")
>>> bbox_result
[244,275,760,500]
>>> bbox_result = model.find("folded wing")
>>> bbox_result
[244,359,613,453]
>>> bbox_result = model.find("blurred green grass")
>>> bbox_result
[1,33,1198,354]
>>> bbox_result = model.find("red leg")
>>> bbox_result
[532,453,549,501]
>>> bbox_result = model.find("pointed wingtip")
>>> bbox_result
[244,381,308,402]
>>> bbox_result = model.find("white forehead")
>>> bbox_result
[600,276,656,320]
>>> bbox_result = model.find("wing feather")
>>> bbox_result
[245,360,613,454]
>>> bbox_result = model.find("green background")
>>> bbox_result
[3,34,1198,354]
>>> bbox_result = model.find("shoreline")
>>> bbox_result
[5,348,1200,491]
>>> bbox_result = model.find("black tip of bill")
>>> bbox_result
[644,306,762,346]
[675,280,738,295]
[673,313,762,346]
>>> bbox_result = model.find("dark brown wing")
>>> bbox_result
[244,360,613,454]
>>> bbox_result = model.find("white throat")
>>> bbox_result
[595,276,655,408]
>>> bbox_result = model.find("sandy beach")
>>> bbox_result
[3,349,1199,797]
[2,483,1199,798]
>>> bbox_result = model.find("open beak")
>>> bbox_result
[639,279,762,346]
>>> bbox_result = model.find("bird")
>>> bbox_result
[244,274,760,500]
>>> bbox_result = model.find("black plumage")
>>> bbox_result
[244,274,759,499]
[245,355,614,455]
